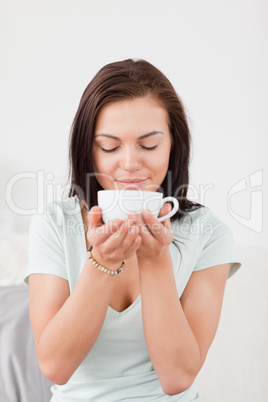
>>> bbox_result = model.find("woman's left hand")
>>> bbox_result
[133,203,174,262]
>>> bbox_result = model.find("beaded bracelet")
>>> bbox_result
[87,245,125,276]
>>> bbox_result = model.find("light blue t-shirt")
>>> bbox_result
[25,195,241,402]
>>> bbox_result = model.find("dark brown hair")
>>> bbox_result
[67,58,201,221]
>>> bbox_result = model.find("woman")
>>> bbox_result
[25,59,241,401]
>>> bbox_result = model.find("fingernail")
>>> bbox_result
[143,209,152,215]
[129,212,137,222]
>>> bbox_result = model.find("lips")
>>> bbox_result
[116,178,148,189]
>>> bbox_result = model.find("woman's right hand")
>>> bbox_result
[83,206,142,268]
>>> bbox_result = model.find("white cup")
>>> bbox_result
[97,189,179,223]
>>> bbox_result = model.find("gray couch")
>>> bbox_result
[0,285,53,402]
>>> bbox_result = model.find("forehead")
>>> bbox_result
[95,97,169,135]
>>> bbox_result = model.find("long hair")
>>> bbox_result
[67,58,202,221]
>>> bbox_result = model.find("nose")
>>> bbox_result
[120,146,141,172]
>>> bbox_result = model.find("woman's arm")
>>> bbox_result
[29,265,116,385]
[29,207,141,385]
[135,208,230,395]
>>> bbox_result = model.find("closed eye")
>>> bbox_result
[140,145,158,151]
[100,145,158,153]
[100,147,119,153]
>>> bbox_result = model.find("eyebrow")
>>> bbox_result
[94,131,165,140]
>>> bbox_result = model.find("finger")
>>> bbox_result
[112,219,141,260]
[88,219,124,246]
[123,233,142,260]
[87,206,104,228]
[159,202,172,218]
[100,220,130,253]
[132,212,153,242]
[120,223,140,251]
[141,209,174,247]
[141,209,163,239]
[99,216,141,256]
[91,221,127,254]
[158,203,173,231]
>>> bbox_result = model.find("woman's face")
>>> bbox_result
[93,97,172,192]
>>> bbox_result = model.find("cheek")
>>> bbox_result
[93,150,113,173]
[93,153,118,191]
[153,146,170,170]
[147,153,170,183]
[93,155,116,189]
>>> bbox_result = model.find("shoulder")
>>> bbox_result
[171,206,241,278]
[171,206,233,245]
[34,195,81,227]
[29,196,81,242]
[25,198,79,285]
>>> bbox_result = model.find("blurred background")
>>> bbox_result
[0,1,267,401]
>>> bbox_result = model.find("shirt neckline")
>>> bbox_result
[107,294,141,317]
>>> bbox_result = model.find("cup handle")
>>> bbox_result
[157,197,179,222]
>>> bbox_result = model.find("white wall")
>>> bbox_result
[1,0,267,250]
